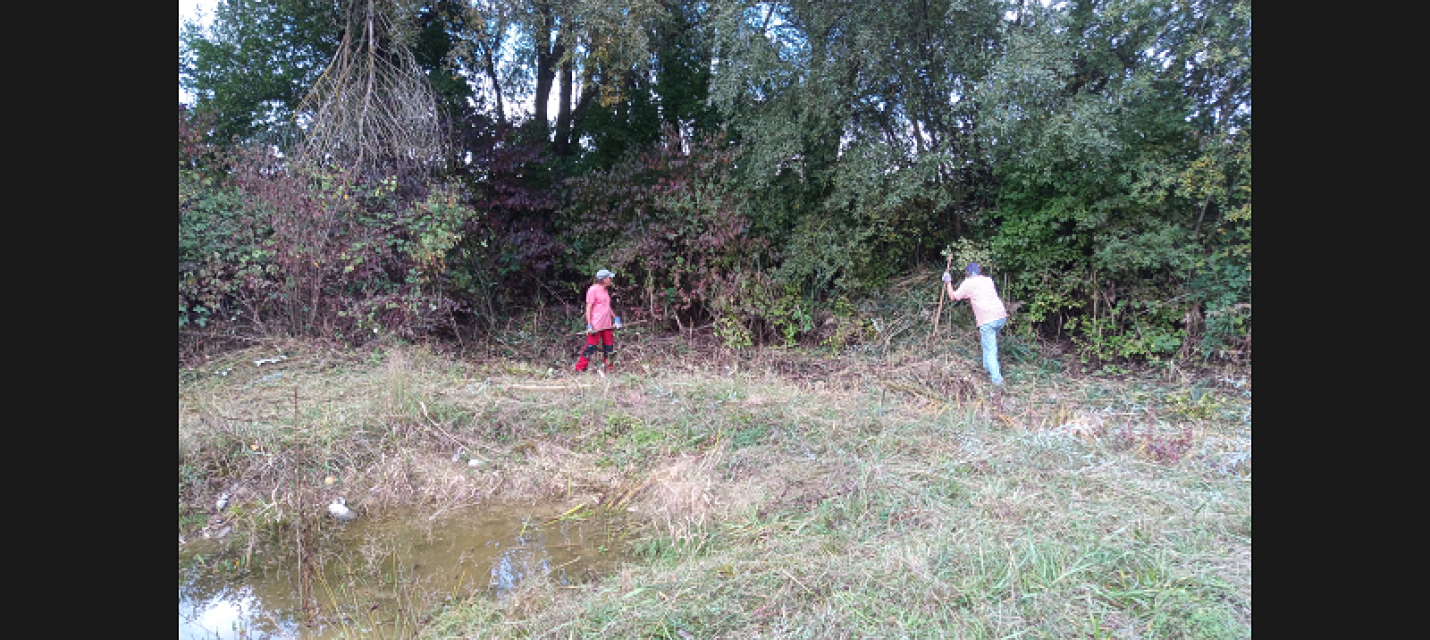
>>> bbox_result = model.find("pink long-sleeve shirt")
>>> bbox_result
[949,275,1008,328]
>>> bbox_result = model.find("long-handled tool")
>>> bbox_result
[570,319,649,336]
[931,253,954,340]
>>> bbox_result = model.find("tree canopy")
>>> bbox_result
[181,0,1250,361]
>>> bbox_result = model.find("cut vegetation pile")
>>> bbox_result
[180,305,1250,638]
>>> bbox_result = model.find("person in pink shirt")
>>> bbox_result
[944,263,1009,386]
[574,269,622,373]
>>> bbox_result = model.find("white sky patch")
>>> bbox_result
[179,0,217,105]
[179,0,213,32]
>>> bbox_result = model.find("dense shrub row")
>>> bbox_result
[179,0,1249,363]
[181,101,1249,363]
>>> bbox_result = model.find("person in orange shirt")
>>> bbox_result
[574,269,622,373]
[944,263,1008,386]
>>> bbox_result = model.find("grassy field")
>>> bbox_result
[180,295,1250,639]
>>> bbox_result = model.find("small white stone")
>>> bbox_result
[328,497,358,522]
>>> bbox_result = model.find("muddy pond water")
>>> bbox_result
[179,503,631,639]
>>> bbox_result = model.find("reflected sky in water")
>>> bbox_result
[179,504,627,639]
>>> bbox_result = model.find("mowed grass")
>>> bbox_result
[180,324,1250,639]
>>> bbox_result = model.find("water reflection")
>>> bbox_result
[179,584,293,639]
[179,503,626,639]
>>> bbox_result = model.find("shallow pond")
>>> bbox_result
[179,503,629,639]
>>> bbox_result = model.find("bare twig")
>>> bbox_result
[295,0,444,177]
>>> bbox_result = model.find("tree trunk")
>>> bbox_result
[568,65,599,150]
[482,43,506,128]
[533,3,556,135]
[555,54,574,155]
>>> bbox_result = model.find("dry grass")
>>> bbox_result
[181,301,1251,639]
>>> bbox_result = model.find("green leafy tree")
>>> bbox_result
[706,0,1005,293]
[177,0,1251,361]
[979,0,1251,361]
[181,0,342,143]
[564,0,721,172]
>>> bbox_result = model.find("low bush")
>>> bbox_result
[180,107,482,342]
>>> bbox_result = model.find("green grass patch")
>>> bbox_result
[182,334,1249,639]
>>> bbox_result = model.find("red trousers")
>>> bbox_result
[574,329,614,371]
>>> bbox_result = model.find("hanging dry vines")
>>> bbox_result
[296,0,445,178]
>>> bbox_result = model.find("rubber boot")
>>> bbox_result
[574,355,590,372]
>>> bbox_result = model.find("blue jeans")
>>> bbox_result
[978,317,1007,385]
